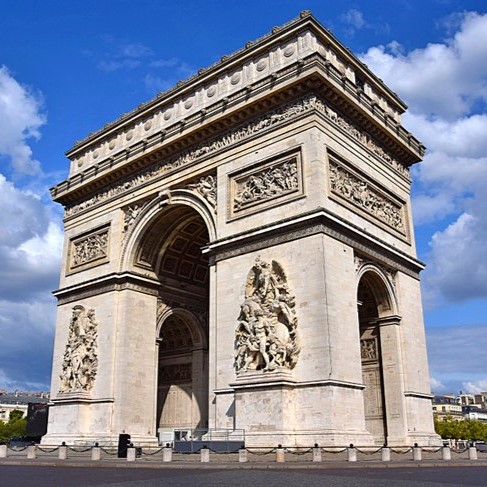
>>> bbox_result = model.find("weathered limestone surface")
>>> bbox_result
[43,11,438,447]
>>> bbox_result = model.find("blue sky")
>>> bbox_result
[0,0,486,395]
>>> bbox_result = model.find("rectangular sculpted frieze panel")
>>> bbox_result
[228,151,303,219]
[68,225,110,273]
[328,159,407,237]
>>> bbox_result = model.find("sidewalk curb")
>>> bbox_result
[2,459,487,470]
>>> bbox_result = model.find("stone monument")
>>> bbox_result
[43,11,438,447]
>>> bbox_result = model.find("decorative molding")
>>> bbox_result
[354,254,397,288]
[64,94,407,218]
[157,297,208,331]
[235,256,300,373]
[68,225,110,272]
[122,198,154,245]
[230,153,301,218]
[329,160,407,236]
[69,12,314,151]
[54,272,161,305]
[313,98,408,177]
[187,174,217,210]
[64,95,315,217]
[404,391,434,400]
[207,208,421,279]
[158,364,192,383]
[59,305,98,394]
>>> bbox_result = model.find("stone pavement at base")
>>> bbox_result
[1,463,487,487]
[2,453,487,469]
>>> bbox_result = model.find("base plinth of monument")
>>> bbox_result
[41,433,159,447]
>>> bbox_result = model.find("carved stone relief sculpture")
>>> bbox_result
[59,305,99,393]
[188,174,217,210]
[329,161,406,235]
[233,158,299,212]
[70,227,109,270]
[234,256,300,373]
[361,338,377,361]
[64,95,406,218]
[122,198,153,245]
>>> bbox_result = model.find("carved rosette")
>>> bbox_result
[329,161,406,234]
[234,256,300,373]
[187,174,217,210]
[59,305,99,393]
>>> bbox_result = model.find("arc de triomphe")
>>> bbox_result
[43,12,438,447]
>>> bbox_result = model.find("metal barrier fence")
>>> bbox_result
[0,442,485,464]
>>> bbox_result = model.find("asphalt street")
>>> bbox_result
[1,466,487,487]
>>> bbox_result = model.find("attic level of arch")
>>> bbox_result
[51,52,424,210]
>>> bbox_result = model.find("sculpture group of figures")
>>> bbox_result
[72,231,108,266]
[329,163,404,232]
[59,305,98,392]
[234,160,298,210]
[234,257,300,373]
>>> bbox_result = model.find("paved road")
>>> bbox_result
[1,465,487,487]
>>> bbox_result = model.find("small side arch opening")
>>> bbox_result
[357,267,396,444]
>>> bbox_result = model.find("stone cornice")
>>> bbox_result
[52,12,424,207]
[53,84,420,210]
[67,11,406,156]
[205,207,425,278]
[53,272,161,305]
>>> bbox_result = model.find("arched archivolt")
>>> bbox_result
[157,307,207,350]
[356,263,398,318]
[119,189,216,274]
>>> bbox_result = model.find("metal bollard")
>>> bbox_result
[238,448,247,463]
[27,445,36,459]
[200,447,210,463]
[347,444,357,462]
[442,446,451,461]
[276,445,285,463]
[413,444,422,461]
[0,445,7,458]
[92,446,101,461]
[58,444,68,460]
[468,447,478,460]
[162,445,172,462]
[381,447,390,462]
[312,444,322,462]
[127,447,136,462]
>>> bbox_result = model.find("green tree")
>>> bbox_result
[0,409,27,442]
[8,409,24,422]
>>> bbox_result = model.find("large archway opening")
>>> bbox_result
[357,271,389,444]
[134,205,210,444]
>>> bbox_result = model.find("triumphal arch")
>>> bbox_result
[44,12,438,447]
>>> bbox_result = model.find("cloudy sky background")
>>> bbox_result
[0,0,485,394]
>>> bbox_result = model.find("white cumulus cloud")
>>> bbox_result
[360,12,487,305]
[0,66,45,176]
[463,379,487,394]
[0,67,62,390]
